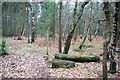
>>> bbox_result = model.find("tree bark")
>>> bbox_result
[55,54,100,62]
[102,41,108,79]
[63,0,89,54]
[59,1,62,53]
[52,59,75,68]
[52,0,55,39]
[31,2,35,43]
[79,19,91,49]
[103,2,111,59]
[108,2,118,74]
[26,2,30,43]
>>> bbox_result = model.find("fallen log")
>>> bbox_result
[52,59,75,68]
[55,54,100,62]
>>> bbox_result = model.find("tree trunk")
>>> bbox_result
[104,2,111,59]
[52,59,75,68]
[63,0,85,54]
[31,2,35,43]
[102,41,108,79]
[55,54,100,62]
[79,18,91,49]
[108,2,118,74]
[53,0,55,39]
[79,34,87,49]
[26,2,30,43]
[46,29,49,55]
[59,1,62,53]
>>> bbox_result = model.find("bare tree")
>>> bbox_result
[63,0,90,54]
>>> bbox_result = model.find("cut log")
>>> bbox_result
[52,59,75,68]
[55,54,100,62]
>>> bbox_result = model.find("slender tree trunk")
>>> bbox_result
[26,2,30,43]
[46,29,49,55]
[73,28,77,42]
[103,41,108,79]
[104,2,111,59]
[53,0,55,39]
[108,2,118,74]
[59,1,62,53]
[31,3,35,43]
[79,2,92,49]
[17,7,22,40]
[88,3,93,42]
[14,3,17,37]
[79,22,90,49]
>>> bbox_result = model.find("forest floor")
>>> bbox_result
[0,35,120,78]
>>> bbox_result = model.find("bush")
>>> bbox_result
[0,38,7,55]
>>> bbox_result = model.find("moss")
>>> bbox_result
[57,46,59,49]
[108,61,116,74]
[52,64,68,68]
[87,45,94,48]
[62,51,66,54]
[82,44,87,47]
[73,67,77,70]
[73,49,84,53]
[45,57,49,61]
[46,60,52,63]
[67,54,95,59]
[75,42,80,45]
[117,56,120,59]
[89,53,94,56]
[99,53,103,56]
[25,50,38,53]
[86,66,90,69]
[24,45,32,48]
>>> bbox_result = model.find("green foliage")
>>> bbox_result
[45,60,52,63]
[45,56,49,61]
[57,46,59,49]
[73,67,77,70]
[86,66,90,69]
[0,38,7,55]
[10,62,15,65]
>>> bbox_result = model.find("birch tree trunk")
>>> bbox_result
[108,2,118,74]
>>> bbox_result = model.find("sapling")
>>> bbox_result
[0,38,7,55]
